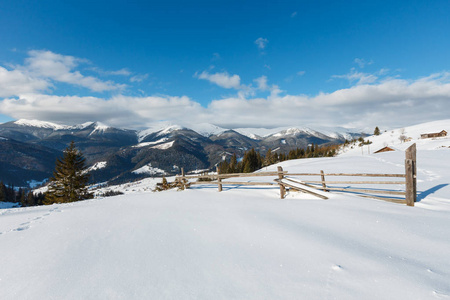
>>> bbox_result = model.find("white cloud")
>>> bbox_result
[0,66,50,97]
[291,11,298,18]
[297,71,306,76]
[90,67,132,76]
[354,58,373,68]
[0,94,204,129]
[255,38,269,50]
[332,68,378,85]
[23,50,125,92]
[197,71,242,89]
[130,74,149,83]
[254,76,269,91]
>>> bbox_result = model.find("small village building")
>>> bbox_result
[420,130,447,139]
[374,146,395,154]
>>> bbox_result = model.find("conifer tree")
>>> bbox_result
[45,141,92,204]
[229,154,238,173]
[0,181,5,202]
[374,126,381,136]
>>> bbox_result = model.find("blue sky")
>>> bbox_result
[1,0,450,129]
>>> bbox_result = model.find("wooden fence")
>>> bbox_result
[174,144,417,206]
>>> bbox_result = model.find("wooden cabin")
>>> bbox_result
[420,130,447,139]
[374,146,395,154]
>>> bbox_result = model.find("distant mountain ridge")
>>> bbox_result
[0,119,364,186]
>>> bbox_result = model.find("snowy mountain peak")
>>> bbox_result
[186,123,227,137]
[14,119,67,130]
[157,125,183,136]
[93,121,110,130]
[137,123,182,142]
[88,121,111,135]
[272,127,314,137]
[67,121,94,130]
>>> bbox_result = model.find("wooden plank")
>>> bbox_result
[405,143,417,205]
[178,171,287,179]
[278,166,286,199]
[188,181,278,186]
[320,170,327,192]
[181,168,187,190]
[323,187,406,195]
[300,180,406,185]
[356,194,407,204]
[283,178,320,190]
[275,179,328,200]
[180,172,405,179]
[288,173,406,177]
[218,177,222,192]
[405,159,415,206]
[219,172,288,178]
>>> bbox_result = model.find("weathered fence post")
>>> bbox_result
[218,177,222,192]
[277,166,286,199]
[320,170,327,192]
[405,143,417,206]
[181,168,186,190]
[216,166,222,192]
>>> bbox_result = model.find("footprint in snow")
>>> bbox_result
[325,265,344,299]
[14,225,30,231]
[332,265,343,271]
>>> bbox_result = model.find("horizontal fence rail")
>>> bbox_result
[288,173,406,177]
[299,180,406,185]
[189,181,278,186]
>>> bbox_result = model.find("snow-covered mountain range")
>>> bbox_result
[0,118,365,186]
[5,118,450,187]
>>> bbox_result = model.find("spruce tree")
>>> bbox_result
[374,126,381,136]
[229,154,238,173]
[0,181,5,202]
[45,141,92,204]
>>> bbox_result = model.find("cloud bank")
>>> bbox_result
[1,50,450,130]
[2,72,450,130]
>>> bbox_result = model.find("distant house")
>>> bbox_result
[420,130,447,139]
[404,137,413,142]
[374,146,395,154]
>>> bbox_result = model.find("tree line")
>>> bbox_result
[217,144,339,174]
[0,182,46,206]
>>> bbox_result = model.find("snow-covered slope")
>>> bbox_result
[137,123,182,142]
[235,126,362,141]
[132,164,166,175]
[13,119,69,130]
[187,123,227,137]
[341,119,450,156]
[86,161,107,172]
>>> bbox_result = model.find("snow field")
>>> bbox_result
[1,184,449,299]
